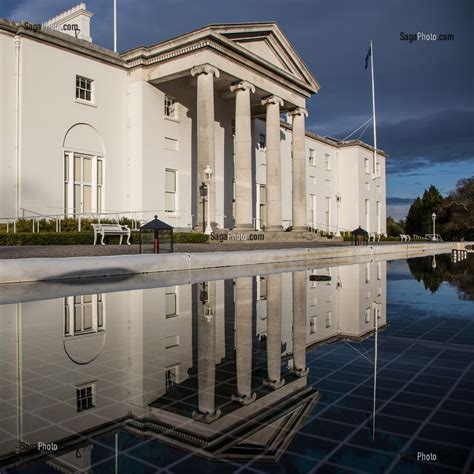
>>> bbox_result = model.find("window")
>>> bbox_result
[377,262,382,280]
[325,154,331,170]
[365,263,370,283]
[377,185,381,194]
[376,162,381,177]
[259,276,267,300]
[326,312,332,328]
[64,152,103,215]
[309,148,315,166]
[165,169,177,212]
[75,75,93,102]
[76,383,95,412]
[164,95,177,118]
[231,119,236,137]
[165,365,179,391]
[366,182,370,191]
[365,199,370,231]
[164,137,179,151]
[365,308,371,324]
[310,296,317,307]
[325,179,331,188]
[258,133,266,149]
[310,175,316,185]
[164,335,179,349]
[97,159,103,213]
[65,294,105,336]
[364,158,370,174]
[165,287,177,318]
[310,316,317,334]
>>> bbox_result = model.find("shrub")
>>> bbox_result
[0,232,95,246]
[0,231,209,246]
[174,232,209,244]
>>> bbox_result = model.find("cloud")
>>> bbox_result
[381,109,474,173]
[387,197,413,205]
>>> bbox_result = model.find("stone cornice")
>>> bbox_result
[0,18,124,68]
[280,120,388,157]
[122,30,318,98]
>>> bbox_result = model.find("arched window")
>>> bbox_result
[63,124,105,215]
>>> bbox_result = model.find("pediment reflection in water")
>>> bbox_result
[0,261,386,469]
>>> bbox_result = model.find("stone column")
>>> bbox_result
[191,64,220,231]
[261,95,284,232]
[231,81,255,230]
[289,107,308,232]
[193,281,221,423]
[231,277,256,405]
[292,270,309,376]
[263,273,285,389]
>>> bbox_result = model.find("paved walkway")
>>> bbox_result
[0,241,356,259]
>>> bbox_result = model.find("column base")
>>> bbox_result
[192,408,221,423]
[266,225,284,232]
[291,226,308,233]
[231,392,257,406]
[263,378,285,390]
[291,367,309,377]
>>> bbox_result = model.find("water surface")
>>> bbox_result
[0,253,472,473]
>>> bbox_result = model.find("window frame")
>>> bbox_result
[75,75,94,104]
[164,95,177,119]
[76,382,96,412]
[165,168,177,213]
[309,148,316,166]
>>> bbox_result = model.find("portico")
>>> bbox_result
[123,23,320,232]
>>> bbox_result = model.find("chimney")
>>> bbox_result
[43,2,93,42]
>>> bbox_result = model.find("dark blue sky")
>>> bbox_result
[2,0,473,219]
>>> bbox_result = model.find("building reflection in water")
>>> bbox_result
[0,261,386,469]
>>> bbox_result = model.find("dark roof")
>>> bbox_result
[352,226,369,235]
[140,216,173,230]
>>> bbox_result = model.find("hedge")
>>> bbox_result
[0,231,209,246]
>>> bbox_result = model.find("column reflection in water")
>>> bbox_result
[263,273,285,389]
[292,270,308,377]
[232,277,256,405]
[193,281,221,422]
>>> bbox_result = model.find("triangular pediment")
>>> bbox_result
[210,23,319,93]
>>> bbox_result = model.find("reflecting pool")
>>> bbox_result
[0,253,472,473]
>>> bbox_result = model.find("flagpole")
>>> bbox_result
[370,40,377,175]
[372,305,378,441]
[113,0,117,53]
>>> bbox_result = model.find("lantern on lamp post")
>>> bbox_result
[335,192,342,237]
[431,212,437,241]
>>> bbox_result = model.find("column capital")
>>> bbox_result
[261,95,284,107]
[191,63,220,79]
[230,80,255,94]
[289,107,308,118]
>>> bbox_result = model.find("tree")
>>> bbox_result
[405,185,444,236]
[439,177,474,240]
[386,216,404,237]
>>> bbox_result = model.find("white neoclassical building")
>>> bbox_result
[0,3,387,235]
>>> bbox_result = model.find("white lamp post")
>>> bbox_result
[204,165,213,235]
[431,212,436,241]
[335,193,342,237]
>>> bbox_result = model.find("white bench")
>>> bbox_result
[369,232,381,242]
[400,234,411,242]
[92,223,131,245]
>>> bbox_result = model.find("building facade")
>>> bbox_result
[0,3,387,234]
